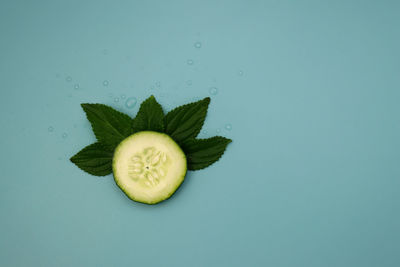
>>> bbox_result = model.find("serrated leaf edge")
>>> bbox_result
[164,97,210,139]
[80,103,133,146]
[132,95,165,133]
[70,142,114,177]
[185,136,232,171]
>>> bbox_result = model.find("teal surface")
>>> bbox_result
[1,1,399,266]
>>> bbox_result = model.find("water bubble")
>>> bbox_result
[48,126,54,132]
[66,76,72,82]
[103,80,109,86]
[187,59,194,65]
[74,84,80,90]
[238,70,244,76]
[209,87,218,95]
[225,124,232,131]
[186,80,192,86]
[62,133,68,139]
[121,94,126,99]
[114,97,119,103]
[194,42,202,49]
[125,97,137,109]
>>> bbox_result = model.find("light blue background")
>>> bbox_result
[1,0,399,266]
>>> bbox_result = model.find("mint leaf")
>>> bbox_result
[181,136,232,170]
[81,104,132,148]
[164,97,210,144]
[132,95,164,132]
[70,142,114,176]
[72,96,232,180]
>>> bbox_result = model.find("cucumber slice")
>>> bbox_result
[112,131,187,204]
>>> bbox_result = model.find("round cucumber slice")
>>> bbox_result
[112,131,187,204]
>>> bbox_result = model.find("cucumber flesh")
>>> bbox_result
[112,131,187,204]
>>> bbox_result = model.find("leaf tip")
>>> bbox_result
[80,103,92,111]
[148,95,156,101]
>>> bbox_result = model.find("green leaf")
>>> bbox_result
[164,97,210,144]
[70,142,114,176]
[132,95,164,133]
[181,136,232,170]
[72,96,232,178]
[81,103,132,148]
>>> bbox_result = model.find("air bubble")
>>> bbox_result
[225,124,232,131]
[238,70,244,76]
[187,59,194,65]
[121,94,126,99]
[48,126,54,132]
[216,128,221,134]
[114,97,119,103]
[62,133,68,139]
[103,80,109,86]
[194,42,202,49]
[125,97,137,109]
[66,76,72,82]
[209,87,218,95]
[74,84,80,90]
